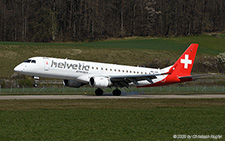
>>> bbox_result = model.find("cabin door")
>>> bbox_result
[44,58,50,71]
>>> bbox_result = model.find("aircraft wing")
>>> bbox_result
[109,73,165,88]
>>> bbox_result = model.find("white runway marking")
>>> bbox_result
[0,94,225,100]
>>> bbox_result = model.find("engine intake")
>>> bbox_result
[89,77,112,88]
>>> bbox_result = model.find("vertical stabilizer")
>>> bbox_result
[168,44,198,77]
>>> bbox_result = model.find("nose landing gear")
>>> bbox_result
[33,76,39,87]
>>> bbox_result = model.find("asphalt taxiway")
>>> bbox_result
[0,94,225,100]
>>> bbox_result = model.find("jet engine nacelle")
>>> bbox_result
[63,80,83,88]
[89,77,112,88]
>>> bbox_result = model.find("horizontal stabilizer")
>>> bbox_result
[179,74,212,80]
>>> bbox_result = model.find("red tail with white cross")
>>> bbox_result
[168,44,198,77]
[137,44,199,87]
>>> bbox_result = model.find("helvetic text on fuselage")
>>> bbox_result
[51,60,90,73]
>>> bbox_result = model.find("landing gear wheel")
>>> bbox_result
[113,89,121,96]
[95,88,103,96]
[33,76,39,88]
[33,84,38,87]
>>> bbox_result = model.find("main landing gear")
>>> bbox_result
[95,88,104,96]
[94,88,121,96]
[112,89,121,96]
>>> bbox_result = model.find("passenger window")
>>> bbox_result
[31,60,36,63]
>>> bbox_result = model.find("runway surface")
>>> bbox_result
[0,94,225,100]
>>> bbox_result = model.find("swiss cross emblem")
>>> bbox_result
[181,54,192,69]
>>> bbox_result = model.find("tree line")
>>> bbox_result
[1,0,225,42]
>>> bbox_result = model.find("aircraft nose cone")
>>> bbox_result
[14,65,22,72]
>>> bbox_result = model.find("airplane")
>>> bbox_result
[14,43,200,96]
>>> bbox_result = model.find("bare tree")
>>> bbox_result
[0,0,224,42]
[144,0,161,36]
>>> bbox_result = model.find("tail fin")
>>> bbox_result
[168,44,198,76]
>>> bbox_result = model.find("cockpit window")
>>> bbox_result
[24,59,31,63]
[24,59,36,63]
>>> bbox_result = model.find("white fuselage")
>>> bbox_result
[14,57,169,87]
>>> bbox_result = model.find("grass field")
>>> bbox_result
[1,35,225,54]
[0,35,225,78]
[0,99,224,140]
